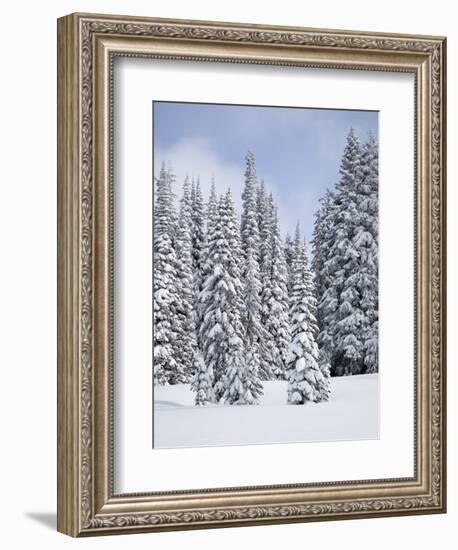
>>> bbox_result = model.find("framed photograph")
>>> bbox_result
[57,13,446,537]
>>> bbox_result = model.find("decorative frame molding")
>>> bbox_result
[57,12,446,537]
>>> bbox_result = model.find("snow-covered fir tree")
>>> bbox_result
[153,163,182,385]
[287,237,330,403]
[331,128,366,375]
[364,320,378,373]
[312,189,336,311]
[357,133,379,373]
[154,162,177,242]
[314,130,361,376]
[265,198,291,380]
[190,177,207,350]
[245,351,265,402]
[224,188,263,403]
[198,194,231,400]
[196,177,217,344]
[222,349,248,405]
[284,232,295,294]
[229,349,263,405]
[190,177,207,292]
[240,151,268,382]
[199,193,256,403]
[174,176,199,381]
[191,351,214,406]
[317,349,332,401]
[291,223,302,277]
[312,189,338,379]
[258,183,275,380]
[206,177,218,235]
[256,178,269,268]
[223,188,247,333]
[313,128,379,376]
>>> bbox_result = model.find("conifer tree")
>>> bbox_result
[240,350,264,404]
[153,163,180,385]
[199,194,253,403]
[223,188,247,332]
[191,177,207,288]
[190,176,196,204]
[312,189,336,310]
[257,178,269,268]
[222,349,249,405]
[240,151,267,383]
[364,321,378,373]
[287,238,329,403]
[313,128,379,377]
[154,162,177,241]
[312,189,338,378]
[196,177,218,341]
[258,185,275,380]
[191,351,215,405]
[190,177,207,339]
[206,177,218,235]
[284,232,294,294]
[357,134,379,373]
[330,129,366,376]
[268,202,291,380]
[317,350,332,401]
[225,188,263,402]
[175,176,198,381]
[165,163,178,246]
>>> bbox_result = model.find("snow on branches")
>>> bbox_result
[286,230,330,404]
[313,129,379,376]
[154,134,378,406]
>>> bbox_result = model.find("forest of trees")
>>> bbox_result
[153,128,378,406]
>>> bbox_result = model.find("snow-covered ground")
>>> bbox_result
[153,373,379,449]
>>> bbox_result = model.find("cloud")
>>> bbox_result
[154,136,319,241]
[154,137,245,212]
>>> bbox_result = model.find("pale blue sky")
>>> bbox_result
[153,101,378,240]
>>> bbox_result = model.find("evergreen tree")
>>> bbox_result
[291,223,302,290]
[153,163,181,385]
[313,128,379,377]
[154,162,177,242]
[287,239,329,403]
[284,232,294,294]
[312,189,336,310]
[268,202,291,380]
[312,189,338,378]
[239,350,264,404]
[199,194,253,403]
[240,151,267,384]
[358,134,379,373]
[175,176,198,381]
[191,351,215,406]
[196,177,218,342]
[191,178,206,275]
[317,349,332,401]
[190,177,207,296]
[225,188,263,402]
[314,131,359,376]
[331,129,365,375]
[256,178,269,268]
[206,177,218,235]
[223,188,247,332]
[222,349,249,405]
[258,185,275,380]
[364,321,378,373]
[165,163,178,246]
[190,176,196,205]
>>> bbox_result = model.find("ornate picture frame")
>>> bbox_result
[57,12,446,537]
